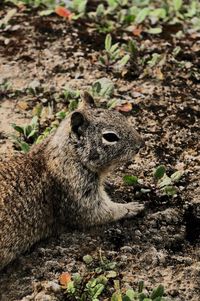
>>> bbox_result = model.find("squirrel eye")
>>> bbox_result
[102,131,120,145]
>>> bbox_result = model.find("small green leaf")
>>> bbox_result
[105,34,112,51]
[153,165,166,179]
[153,297,162,301]
[92,78,114,98]
[117,54,130,68]
[83,254,93,264]
[67,280,75,294]
[162,185,177,196]
[30,116,38,126]
[35,127,52,144]
[68,99,78,112]
[147,53,161,67]
[138,292,147,300]
[123,175,138,186]
[56,111,67,120]
[170,170,183,182]
[128,39,137,56]
[99,56,106,65]
[150,284,164,299]
[135,8,150,24]
[111,292,123,301]
[106,261,117,269]
[172,46,181,57]
[106,270,117,278]
[27,129,37,139]
[125,289,137,299]
[110,43,119,54]
[147,27,162,34]
[72,273,82,284]
[11,124,24,134]
[138,280,144,293]
[96,4,105,16]
[158,174,172,188]
[93,283,105,298]
[173,0,182,11]
[150,8,166,19]
[107,0,118,9]
[20,142,30,153]
[97,275,108,285]
[122,296,131,301]
[185,1,197,17]
[92,81,102,94]
[39,9,54,16]
[24,125,32,137]
[95,267,103,273]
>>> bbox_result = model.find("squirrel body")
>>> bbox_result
[0,93,144,270]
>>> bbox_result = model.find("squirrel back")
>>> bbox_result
[0,92,144,270]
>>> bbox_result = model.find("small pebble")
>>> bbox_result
[120,246,132,253]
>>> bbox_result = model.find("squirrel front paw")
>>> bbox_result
[123,202,145,218]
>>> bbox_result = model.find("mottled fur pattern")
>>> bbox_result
[0,92,144,270]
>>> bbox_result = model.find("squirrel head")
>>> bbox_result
[68,92,144,173]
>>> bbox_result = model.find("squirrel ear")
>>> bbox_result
[80,91,95,108]
[71,111,87,136]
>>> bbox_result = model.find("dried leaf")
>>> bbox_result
[17,101,29,111]
[156,68,164,80]
[132,26,143,36]
[55,7,73,19]
[116,103,132,112]
[59,272,71,287]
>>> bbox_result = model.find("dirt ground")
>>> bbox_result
[0,2,200,301]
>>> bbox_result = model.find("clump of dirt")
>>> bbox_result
[0,3,199,301]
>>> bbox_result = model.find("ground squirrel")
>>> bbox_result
[0,92,144,270]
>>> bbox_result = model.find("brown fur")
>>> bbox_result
[0,92,144,270]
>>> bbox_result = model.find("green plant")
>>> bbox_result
[87,0,200,36]
[11,116,39,152]
[65,0,88,19]
[4,0,87,18]
[154,165,184,196]
[91,78,114,99]
[64,251,116,300]
[99,34,136,71]
[5,0,56,8]
[61,87,80,109]
[11,108,67,150]
[66,273,107,301]
[60,251,169,301]
[122,164,184,197]
[88,3,115,33]
[0,78,12,93]
[62,87,79,99]
[123,175,138,186]
[111,281,166,301]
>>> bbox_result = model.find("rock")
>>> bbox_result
[35,292,57,301]
[44,281,61,293]
[120,246,132,253]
